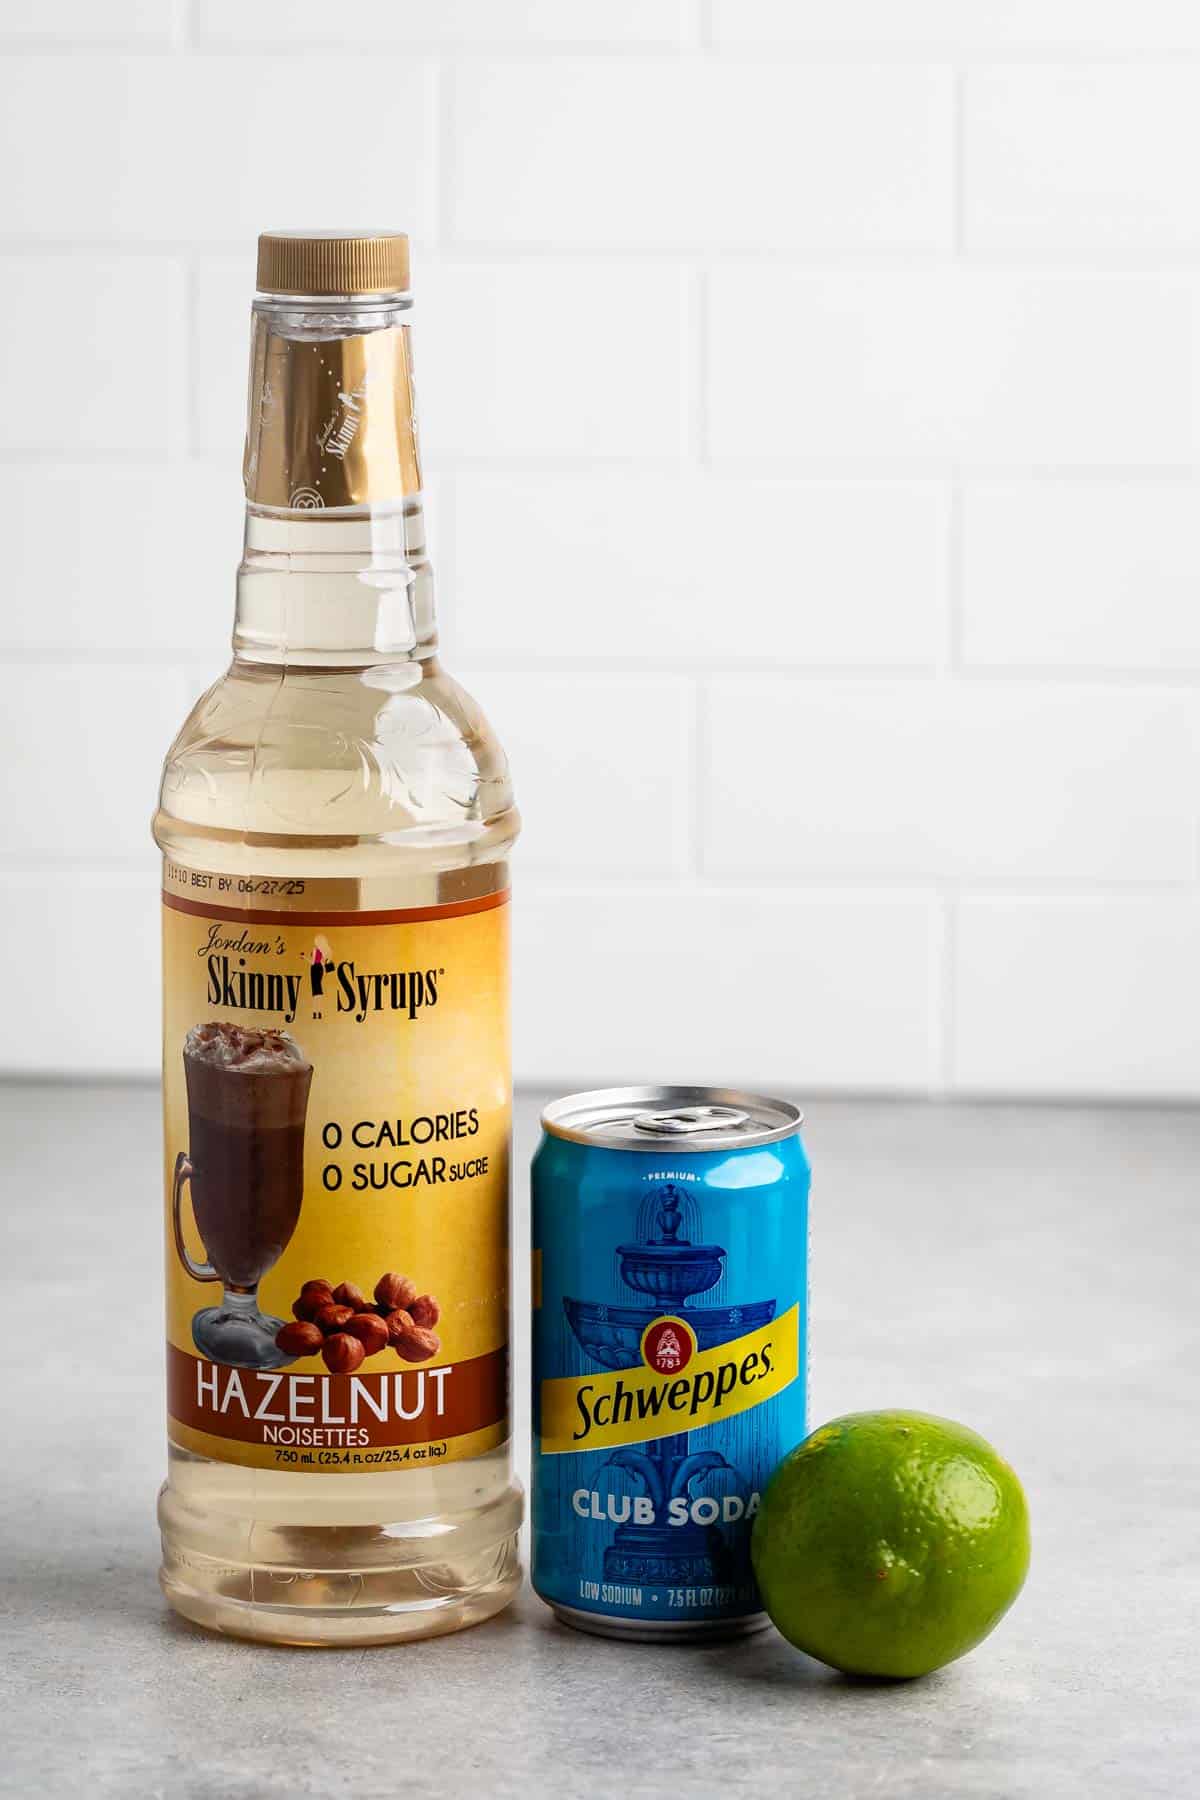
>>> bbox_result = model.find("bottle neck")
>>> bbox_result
[234,293,436,667]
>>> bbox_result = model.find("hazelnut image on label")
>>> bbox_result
[313,1303,355,1334]
[394,1324,441,1364]
[322,1333,365,1375]
[409,1294,440,1329]
[344,1312,390,1355]
[293,1279,335,1322]
[375,1272,418,1312]
[275,1320,324,1357]
[333,1281,368,1311]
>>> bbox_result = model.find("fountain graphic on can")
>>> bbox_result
[566,1182,776,1591]
[532,1087,810,1642]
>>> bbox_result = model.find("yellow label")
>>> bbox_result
[161,874,510,1475]
[539,1305,800,1456]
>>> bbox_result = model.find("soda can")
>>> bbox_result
[531,1086,810,1641]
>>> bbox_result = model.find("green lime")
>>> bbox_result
[751,1410,1030,1679]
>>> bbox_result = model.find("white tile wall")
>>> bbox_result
[462,671,694,879]
[708,271,1197,468]
[445,476,949,668]
[191,256,256,458]
[953,900,1200,1098]
[3,662,189,863]
[0,465,239,654]
[448,61,954,251]
[966,68,1200,252]
[0,55,437,244]
[0,255,185,452]
[193,1,694,50]
[0,2,177,44]
[962,483,1200,671]
[3,2,1200,1098]
[514,888,941,1093]
[710,2,1200,53]
[0,873,160,1075]
[417,262,692,460]
[702,680,1200,883]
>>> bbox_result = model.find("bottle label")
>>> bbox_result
[161,871,510,1475]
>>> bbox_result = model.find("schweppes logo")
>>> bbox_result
[540,1305,799,1455]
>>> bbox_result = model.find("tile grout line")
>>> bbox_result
[9,41,1200,63]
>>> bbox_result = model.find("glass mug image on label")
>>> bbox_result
[173,1021,313,1371]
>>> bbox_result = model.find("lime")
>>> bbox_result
[751,1410,1030,1679]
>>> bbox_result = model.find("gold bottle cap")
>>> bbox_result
[255,230,410,297]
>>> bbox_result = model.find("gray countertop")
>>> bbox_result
[2,1084,1196,1798]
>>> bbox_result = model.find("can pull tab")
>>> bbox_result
[632,1105,751,1137]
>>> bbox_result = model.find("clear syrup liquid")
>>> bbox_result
[154,501,523,1644]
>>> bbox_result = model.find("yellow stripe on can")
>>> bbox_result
[540,1305,800,1456]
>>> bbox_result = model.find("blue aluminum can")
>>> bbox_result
[531,1086,810,1641]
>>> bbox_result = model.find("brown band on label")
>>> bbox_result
[162,889,510,927]
[167,1343,508,1451]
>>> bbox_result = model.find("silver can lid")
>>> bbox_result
[541,1085,803,1152]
